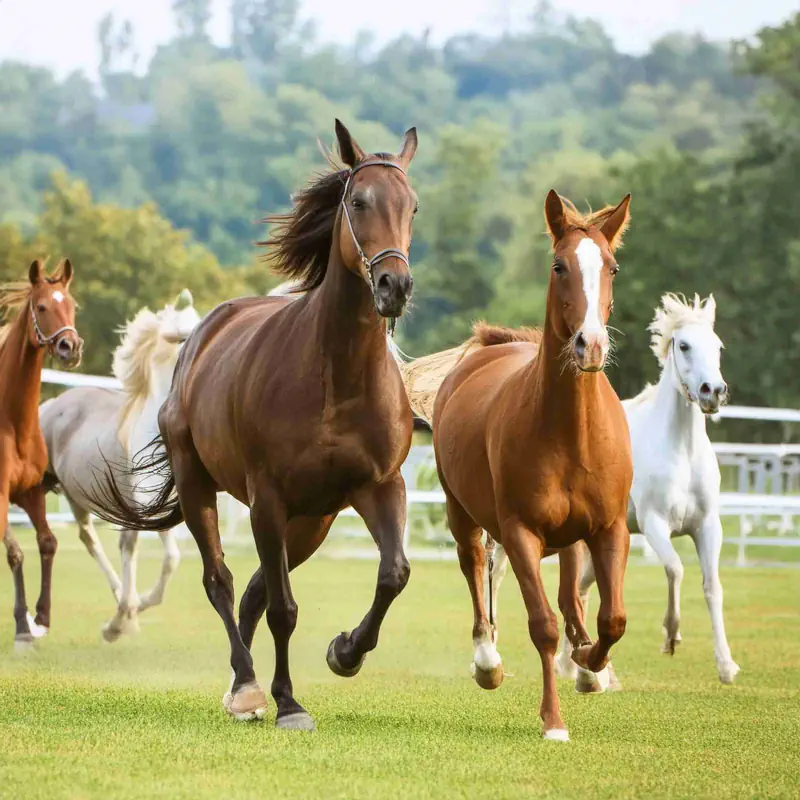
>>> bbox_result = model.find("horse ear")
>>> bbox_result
[335,119,366,168]
[29,259,43,285]
[61,258,74,287]
[599,194,631,252]
[175,288,193,310]
[544,190,567,245]
[703,294,716,325]
[399,127,418,168]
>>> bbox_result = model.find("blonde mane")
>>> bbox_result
[113,306,180,442]
[0,282,31,348]
[649,293,717,365]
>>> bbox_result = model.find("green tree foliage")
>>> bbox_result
[3,7,800,417]
[0,173,255,375]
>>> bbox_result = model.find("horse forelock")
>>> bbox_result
[648,293,718,364]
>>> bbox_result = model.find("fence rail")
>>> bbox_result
[8,370,800,565]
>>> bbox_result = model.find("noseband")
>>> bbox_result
[340,160,411,334]
[30,300,78,350]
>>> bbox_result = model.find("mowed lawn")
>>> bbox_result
[0,531,798,799]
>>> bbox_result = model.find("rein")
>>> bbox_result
[30,300,77,349]
[340,160,410,336]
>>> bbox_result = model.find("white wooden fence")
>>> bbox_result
[8,370,800,565]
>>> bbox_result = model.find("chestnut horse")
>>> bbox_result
[402,191,632,741]
[90,120,418,730]
[1,259,82,647]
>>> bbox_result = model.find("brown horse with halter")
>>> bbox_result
[0,259,82,647]
[90,120,418,730]
[401,191,632,741]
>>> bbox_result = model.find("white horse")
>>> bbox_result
[39,290,201,641]
[489,293,740,687]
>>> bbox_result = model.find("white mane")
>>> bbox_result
[112,306,183,440]
[649,293,717,365]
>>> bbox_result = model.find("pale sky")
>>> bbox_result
[0,0,797,80]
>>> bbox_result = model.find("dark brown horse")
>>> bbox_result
[91,120,418,730]
[401,191,632,741]
[1,259,82,647]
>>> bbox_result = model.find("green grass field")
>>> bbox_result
[1,530,799,799]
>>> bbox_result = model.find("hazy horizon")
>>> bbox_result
[0,0,797,82]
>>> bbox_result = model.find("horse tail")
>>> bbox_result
[88,435,184,531]
[391,322,542,426]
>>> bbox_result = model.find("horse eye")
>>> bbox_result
[679,341,690,352]
[413,202,419,215]
[351,198,365,210]
[610,264,620,276]
[37,304,46,312]
[553,263,566,275]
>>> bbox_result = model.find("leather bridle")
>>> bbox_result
[30,299,78,352]
[340,160,411,333]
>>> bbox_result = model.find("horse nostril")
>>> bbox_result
[699,382,712,396]
[57,339,72,355]
[377,273,392,292]
[717,382,728,397]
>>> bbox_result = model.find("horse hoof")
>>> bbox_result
[223,681,268,722]
[276,711,316,731]
[27,614,48,639]
[326,634,365,678]
[543,728,570,742]
[470,661,504,690]
[13,635,36,654]
[718,661,740,685]
[571,644,606,673]
[575,666,609,694]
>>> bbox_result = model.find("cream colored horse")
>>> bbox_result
[38,290,200,641]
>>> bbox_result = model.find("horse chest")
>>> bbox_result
[1,432,47,498]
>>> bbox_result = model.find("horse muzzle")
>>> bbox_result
[374,270,413,319]
[53,334,83,369]
[573,330,608,373]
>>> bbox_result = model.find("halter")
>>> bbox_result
[340,160,411,336]
[30,300,78,350]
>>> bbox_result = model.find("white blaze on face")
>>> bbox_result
[52,291,64,303]
[575,237,606,342]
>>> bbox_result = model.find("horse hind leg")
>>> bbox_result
[69,496,122,602]
[446,492,503,691]
[137,529,181,613]
[326,473,410,680]
[169,426,263,721]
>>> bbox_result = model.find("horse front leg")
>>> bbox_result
[15,485,57,632]
[326,472,410,677]
[693,513,739,684]
[557,541,617,693]
[503,524,568,741]
[571,518,629,675]
[555,543,595,680]
[642,511,684,655]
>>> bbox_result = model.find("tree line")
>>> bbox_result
[1,3,800,436]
